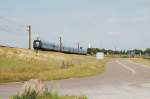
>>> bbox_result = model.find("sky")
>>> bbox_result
[0,0,150,50]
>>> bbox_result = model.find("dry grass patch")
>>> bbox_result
[0,47,106,83]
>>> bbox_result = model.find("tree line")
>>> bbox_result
[87,48,150,56]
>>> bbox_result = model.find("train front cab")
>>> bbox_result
[33,40,42,49]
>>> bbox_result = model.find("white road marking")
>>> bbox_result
[125,60,150,69]
[116,60,136,74]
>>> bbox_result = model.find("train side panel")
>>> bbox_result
[33,40,87,55]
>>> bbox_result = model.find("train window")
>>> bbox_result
[35,41,40,47]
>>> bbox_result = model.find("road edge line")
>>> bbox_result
[116,60,136,74]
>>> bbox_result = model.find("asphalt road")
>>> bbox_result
[1,59,150,99]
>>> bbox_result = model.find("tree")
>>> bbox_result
[87,48,106,55]
[144,48,150,55]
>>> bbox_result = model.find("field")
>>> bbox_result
[0,47,106,83]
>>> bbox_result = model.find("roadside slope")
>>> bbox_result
[0,47,106,83]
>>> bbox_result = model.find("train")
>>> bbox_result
[33,39,87,55]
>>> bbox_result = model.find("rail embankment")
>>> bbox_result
[0,47,106,83]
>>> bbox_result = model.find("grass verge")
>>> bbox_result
[11,92,87,99]
[0,47,106,83]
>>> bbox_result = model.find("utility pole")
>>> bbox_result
[59,36,62,51]
[27,25,31,49]
[78,42,80,52]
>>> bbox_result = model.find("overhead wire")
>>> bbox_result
[0,16,28,47]
[0,16,26,33]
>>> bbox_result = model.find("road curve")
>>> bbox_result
[1,59,150,99]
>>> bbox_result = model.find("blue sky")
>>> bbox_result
[0,0,150,50]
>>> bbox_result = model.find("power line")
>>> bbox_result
[0,16,25,27]
[0,16,32,48]
[0,16,25,33]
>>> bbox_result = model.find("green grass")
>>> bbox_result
[0,47,106,83]
[11,92,87,99]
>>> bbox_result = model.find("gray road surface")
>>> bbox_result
[1,59,150,99]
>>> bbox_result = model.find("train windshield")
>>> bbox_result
[35,41,40,47]
[36,42,40,46]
